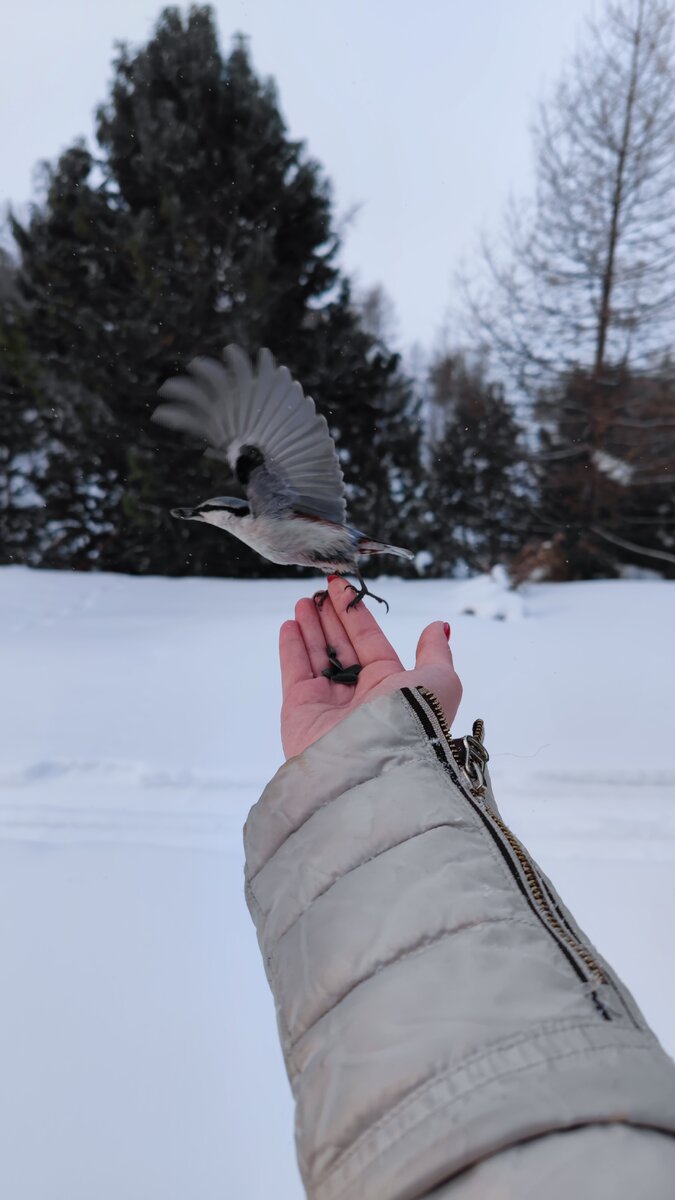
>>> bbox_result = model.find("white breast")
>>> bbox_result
[221,513,356,568]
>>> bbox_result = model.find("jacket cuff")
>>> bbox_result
[244,689,430,880]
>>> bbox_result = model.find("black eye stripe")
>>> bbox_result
[198,503,250,517]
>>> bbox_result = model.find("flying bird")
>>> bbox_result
[152,345,414,613]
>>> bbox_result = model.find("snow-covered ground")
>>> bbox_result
[1,566,673,1199]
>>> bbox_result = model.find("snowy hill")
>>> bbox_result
[1,567,673,1199]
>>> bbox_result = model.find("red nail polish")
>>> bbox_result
[328,574,339,582]
[443,622,450,640]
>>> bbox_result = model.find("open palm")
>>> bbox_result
[279,576,463,759]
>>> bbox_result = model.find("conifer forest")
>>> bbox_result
[2,1,674,581]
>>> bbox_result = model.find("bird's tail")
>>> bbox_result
[356,536,415,561]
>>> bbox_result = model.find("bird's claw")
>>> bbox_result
[344,583,390,614]
[321,645,362,686]
[314,577,390,615]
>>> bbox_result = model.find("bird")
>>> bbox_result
[151,344,414,615]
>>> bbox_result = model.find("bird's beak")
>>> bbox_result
[171,506,197,520]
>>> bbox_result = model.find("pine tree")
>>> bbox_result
[0,250,47,565]
[298,283,422,555]
[424,353,530,575]
[6,6,418,575]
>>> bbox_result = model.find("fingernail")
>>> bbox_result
[443,622,450,640]
[328,574,339,582]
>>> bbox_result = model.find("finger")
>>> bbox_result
[279,620,311,700]
[315,592,357,668]
[414,621,456,672]
[328,575,401,668]
[414,622,463,724]
[295,597,335,677]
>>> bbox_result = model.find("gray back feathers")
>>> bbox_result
[152,346,347,524]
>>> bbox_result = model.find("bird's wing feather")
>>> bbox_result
[152,345,347,523]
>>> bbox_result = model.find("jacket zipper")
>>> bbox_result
[401,685,635,1025]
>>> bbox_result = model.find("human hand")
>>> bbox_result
[279,576,463,759]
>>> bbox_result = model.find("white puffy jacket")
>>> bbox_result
[244,687,675,1199]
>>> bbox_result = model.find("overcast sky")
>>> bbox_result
[1,0,597,349]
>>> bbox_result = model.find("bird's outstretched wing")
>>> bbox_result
[152,346,347,523]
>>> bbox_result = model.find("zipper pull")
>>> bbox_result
[454,722,489,796]
[414,688,489,798]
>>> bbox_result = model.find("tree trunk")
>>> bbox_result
[593,0,644,377]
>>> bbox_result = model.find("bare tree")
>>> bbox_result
[461,0,675,577]
[466,0,675,390]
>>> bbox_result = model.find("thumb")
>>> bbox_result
[414,621,455,671]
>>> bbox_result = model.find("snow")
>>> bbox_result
[455,563,526,620]
[592,447,634,486]
[1,565,674,1199]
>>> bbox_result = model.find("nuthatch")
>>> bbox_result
[152,345,413,613]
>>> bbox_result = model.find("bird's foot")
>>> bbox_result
[321,645,362,686]
[313,588,329,609]
[344,581,390,614]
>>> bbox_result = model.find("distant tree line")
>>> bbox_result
[1,1,673,581]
